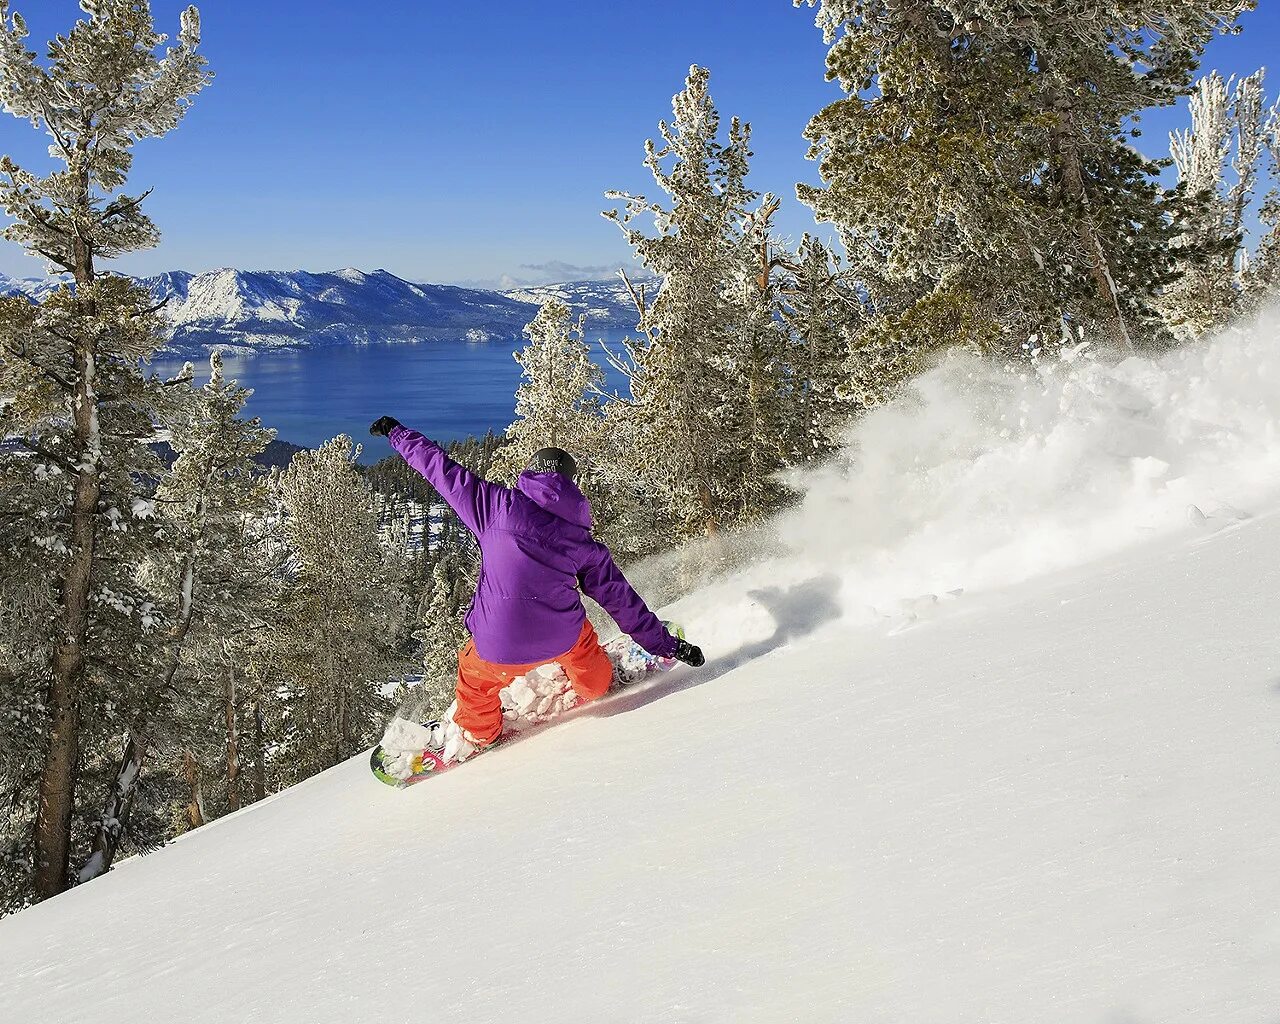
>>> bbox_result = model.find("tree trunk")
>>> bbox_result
[1051,88,1134,354]
[182,751,206,831]
[335,679,350,768]
[79,729,148,884]
[33,149,100,900]
[34,340,99,899]
[78,554,201,882]
[224,666,241,812]
[252,698,267,803]
[33,666,81,898]
[79,432,216,880]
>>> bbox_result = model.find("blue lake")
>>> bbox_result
[151,330,634,462]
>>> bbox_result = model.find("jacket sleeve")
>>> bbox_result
[388,425,501,536]
[578,542,677,659]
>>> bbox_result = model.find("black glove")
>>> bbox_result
[369,416,401,437]
[672,637,705,667]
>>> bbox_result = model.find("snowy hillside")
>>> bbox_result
[0,270,69,303]
[140,268,540,352]
[501,276,659,330]
[1,268,649,352]
[2,313,1279,1023]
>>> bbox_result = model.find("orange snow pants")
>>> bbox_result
[453,619,612,747]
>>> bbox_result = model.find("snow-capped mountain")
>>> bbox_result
[0,271,70,303]
[0,268,653,352]
[500,276,658,331]
[140,268,542,352]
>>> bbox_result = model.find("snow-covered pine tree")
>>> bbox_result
[237,632,287,800]
[162,644,251,834]
[1242,97,1280,307]
[0,0,210,901]
[1224,73,1269,270]
[603,65,792,543]
[731,194,799,505]
[778,233,857,458]
[796,1,1045,361]
[268,436,409,782]
[78,351,278,882]
[0,448,58,913]
[493,299,604,481]
[592,402,663,562]
[1163,70,1269,339]
[796,0,1251,356]
[491,298,671,566]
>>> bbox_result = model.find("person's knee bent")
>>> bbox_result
[565,633,613,702]
[454,642,504,745]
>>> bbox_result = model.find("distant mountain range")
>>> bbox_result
[500,278,654,331]
[0,268,650,353]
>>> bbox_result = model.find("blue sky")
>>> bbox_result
[0,0,1276,285]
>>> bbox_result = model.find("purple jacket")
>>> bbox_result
[389,426,677,664]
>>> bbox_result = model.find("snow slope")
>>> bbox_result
[3,313,1280,1023]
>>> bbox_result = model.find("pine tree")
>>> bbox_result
[0,451,58,913]
[1163,70,1268,338]
[797,2,1045,356]
[731,195,797,504]
[1242,97,1280,307]
[796,0,1252,356]
[778,233,857,458]
[78,351,277,881]
[268,436,409,782]
[0,0,210,901]
[603,65,792,543]
[1223,74,1269,260]
[493,299,604,482]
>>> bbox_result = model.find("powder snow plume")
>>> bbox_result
[657,305,1280,648]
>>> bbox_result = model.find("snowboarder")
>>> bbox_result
[370,417,705,748]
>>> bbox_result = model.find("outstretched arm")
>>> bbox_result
[378,421,502,536]
[578,542,678,659]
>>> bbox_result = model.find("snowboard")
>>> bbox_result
[370,624,682,788]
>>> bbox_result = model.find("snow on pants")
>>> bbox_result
[454,619,613,746]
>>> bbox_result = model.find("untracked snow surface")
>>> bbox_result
[3,314,1280,1023]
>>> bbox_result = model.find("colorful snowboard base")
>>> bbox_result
[370,625,681,789]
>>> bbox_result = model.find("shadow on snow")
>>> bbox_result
[589,573,845,719]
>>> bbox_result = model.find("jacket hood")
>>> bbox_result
[516,471,593,530]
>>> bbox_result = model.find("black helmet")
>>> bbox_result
[526,447,578,480]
